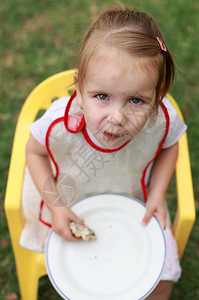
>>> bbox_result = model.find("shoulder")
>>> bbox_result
[29,96,69,145]
[161,97,187,148]
[44,96,69,120]
[161,97,179,119]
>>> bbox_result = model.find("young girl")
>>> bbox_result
[20,7,186,299]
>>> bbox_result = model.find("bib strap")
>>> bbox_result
[64,91,85,133]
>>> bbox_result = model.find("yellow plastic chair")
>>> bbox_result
[4,70,195,300]
[166,94,195,259]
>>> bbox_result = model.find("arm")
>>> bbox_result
[25,135,84,241]
[142,142,178,228]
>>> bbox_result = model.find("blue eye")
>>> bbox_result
[97,94,109,100]
[130,98,143,104]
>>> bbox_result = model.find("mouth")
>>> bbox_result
[102,130,128,140]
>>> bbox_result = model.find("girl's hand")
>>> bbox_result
[141,144,178,230]
[51,206,85,241]
[142,195,167,229]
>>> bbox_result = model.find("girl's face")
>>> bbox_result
[76,48,159,149]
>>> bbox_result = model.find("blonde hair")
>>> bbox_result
[76,8,175,107]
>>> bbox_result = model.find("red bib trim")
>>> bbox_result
[141,102,170,201]
[82,126,131,153]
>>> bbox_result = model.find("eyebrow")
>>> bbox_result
[87,90,106,95]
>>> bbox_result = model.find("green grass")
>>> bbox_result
[1,0,198,299]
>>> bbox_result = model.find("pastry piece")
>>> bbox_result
[70,222,96,241]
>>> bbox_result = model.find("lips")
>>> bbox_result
[102,130,128,140]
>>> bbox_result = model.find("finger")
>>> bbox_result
[156,214,166,230]
[61,227,81,242]
[53,223,80,242]
[69,211,85,226]
[74,218,85,226]
[142,209,154,226]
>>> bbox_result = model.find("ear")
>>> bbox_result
[74,73,83,108]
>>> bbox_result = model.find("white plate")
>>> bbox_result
[45,193,166,300]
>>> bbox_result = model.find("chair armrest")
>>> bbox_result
[173,131,195,259]
[4,116,30,249]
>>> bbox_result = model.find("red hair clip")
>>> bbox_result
[156,37,167,52]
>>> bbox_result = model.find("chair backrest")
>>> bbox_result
[20,69,75,128]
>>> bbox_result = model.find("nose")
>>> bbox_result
[107,106,126,125]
